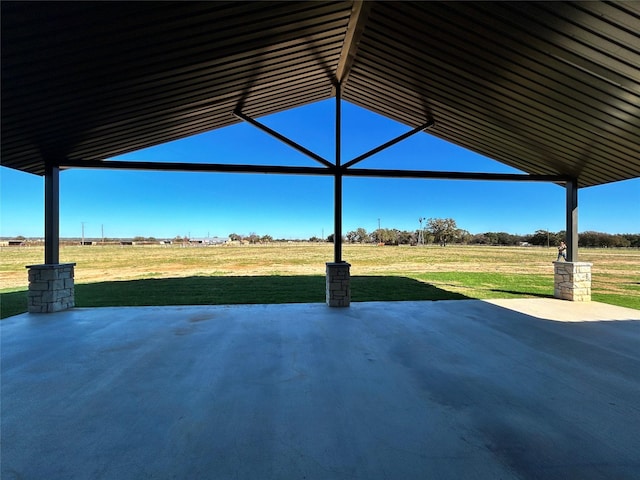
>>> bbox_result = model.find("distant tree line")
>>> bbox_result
[523,230,640,248]
[330,218,640,247]
[577,231,640,248]
[7,222,639,248]
[134,236,158,242]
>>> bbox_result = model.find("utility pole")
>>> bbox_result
[102,224,104,244]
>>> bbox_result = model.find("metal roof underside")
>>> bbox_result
[2,1,639,188]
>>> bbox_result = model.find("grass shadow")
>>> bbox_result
[353,276,468,301]
[73,275,470,307]
[1,290,28,318]
[1,275,468,318]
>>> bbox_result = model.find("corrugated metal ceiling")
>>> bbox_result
[1,1,639,187]
[345,1,640,187]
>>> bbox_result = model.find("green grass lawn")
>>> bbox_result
[1,244,638,318]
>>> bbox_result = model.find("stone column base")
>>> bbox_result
[553,261,592,301]
[26,263,76,313]
[326,262,351,307]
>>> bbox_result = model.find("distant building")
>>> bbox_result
[190,237,227,245]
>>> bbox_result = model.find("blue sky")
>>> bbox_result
[1,99,638,240]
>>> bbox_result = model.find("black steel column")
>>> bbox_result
[334,82,343,263]
[44,162,60,264]
[566,177,578,262]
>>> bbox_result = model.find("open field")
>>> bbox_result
[1,244,639,318]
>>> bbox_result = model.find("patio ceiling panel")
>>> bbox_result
[66,79,333,163]
[342,1,640,187]
[2,1,639,188]
[1,1,352,174]
[346,56,582,175]
[347,57,632,187]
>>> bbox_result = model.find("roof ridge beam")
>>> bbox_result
[334,0,371,89]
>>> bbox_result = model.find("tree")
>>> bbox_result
[426,218,457,246]
[622,233,640,248]
[528,230,545,246]
[346,227,370,244]
[228,233,242,242]
[528,230,560,247]
[494,232,519,246]
[355,227,369,244]
[371,228,398,245]
[396,230,415,245]
[346,230,358,243]
[456,229,472,244]
[246,233,260,244]
[260,235,273,243]
[579,231,631,248]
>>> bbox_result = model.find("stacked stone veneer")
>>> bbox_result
[553,261,592,302]
[26,263,76,313]
[326,262,351,307]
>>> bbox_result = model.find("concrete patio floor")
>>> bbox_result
[2,299,639,479]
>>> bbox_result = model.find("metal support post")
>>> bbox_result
[334,173,343,263]
[334,81,343,263]
[566,177,578,262]
[44,162,60,265]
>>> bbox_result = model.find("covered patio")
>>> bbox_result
[2,1,639,310]
[2,299,639,479]
[2,3,639,478]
